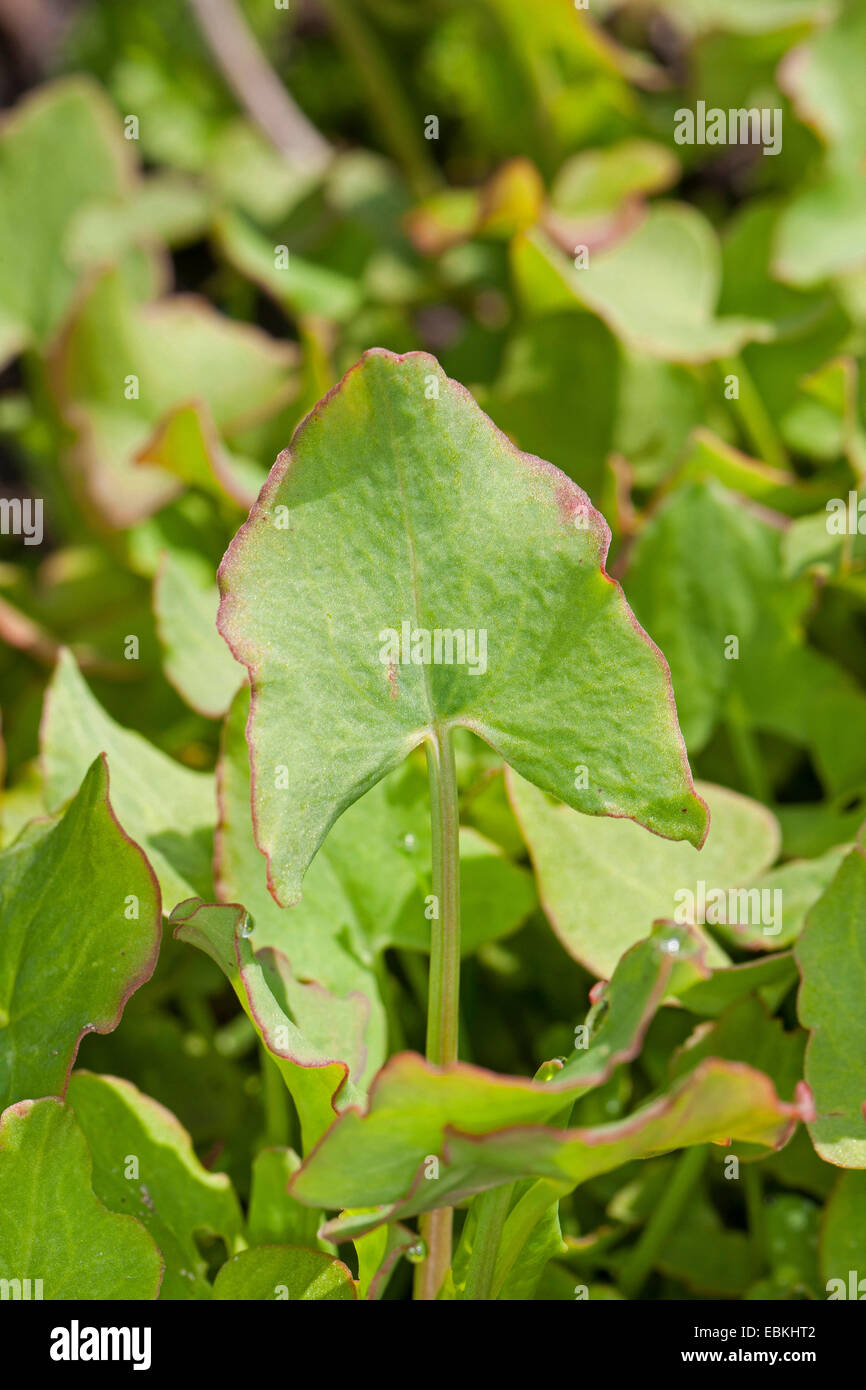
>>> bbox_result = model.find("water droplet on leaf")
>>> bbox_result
[534,1057,565,1082]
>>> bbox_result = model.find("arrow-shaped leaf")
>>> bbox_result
[218,348,707,907]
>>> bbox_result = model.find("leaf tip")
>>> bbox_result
[796,1081,816,1125]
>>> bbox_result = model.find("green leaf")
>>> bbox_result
[796,836,866,1167]
[66,173,212,269]
[774,5,866,291]
[80,1010,255,1159]
[775,173,866,287]
[218,348,707,908]
[453,1183,566,1300]
[670,997,806,1103]
[676,429,816,518]
[717,845,848,950]
[796,356,866,476]
[764,1124,838,1201]
[493,1195,565,1300]
[214,210,363,323]
[212,1246,357,1300]
[675,952,799,1018]
[514,211,771,363]
[66,1072,242,1300]
[217,690,536,1077]
[138,401,264,512]
[780,1,866,170]
[154,550,244,718]
[50,268,296,526]
[206,119,317,223]
[223,690,534,954]
[0,1097,162,1299]
[289,929,719,1229]
[0,755,160,1109]
[0,78,134,364]
[613,356,709,486]
[485,312,618,497]
[719,205,851,459]
[625,479,866,798]
[171,899,364,1148]
[624,478,780,751]
[354,1220,417,1300]
[659,1208,752,1298]
[56,267,296,434]
[304,1058,809,1238]
[41,649,215,910]
[0,760,43,850]
[508,772,777,977]
[248,1147,327,1250]
[549,139,679,222]
[216,687,387,1079]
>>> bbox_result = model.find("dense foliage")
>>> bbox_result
[1,0,866,1302]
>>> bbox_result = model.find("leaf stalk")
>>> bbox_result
[414,725,461,1299]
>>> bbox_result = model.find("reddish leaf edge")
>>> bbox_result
[2,750,162,1106]
[216,347,709,911]
[170,897,359,1120]
[312,1059,815,1242]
